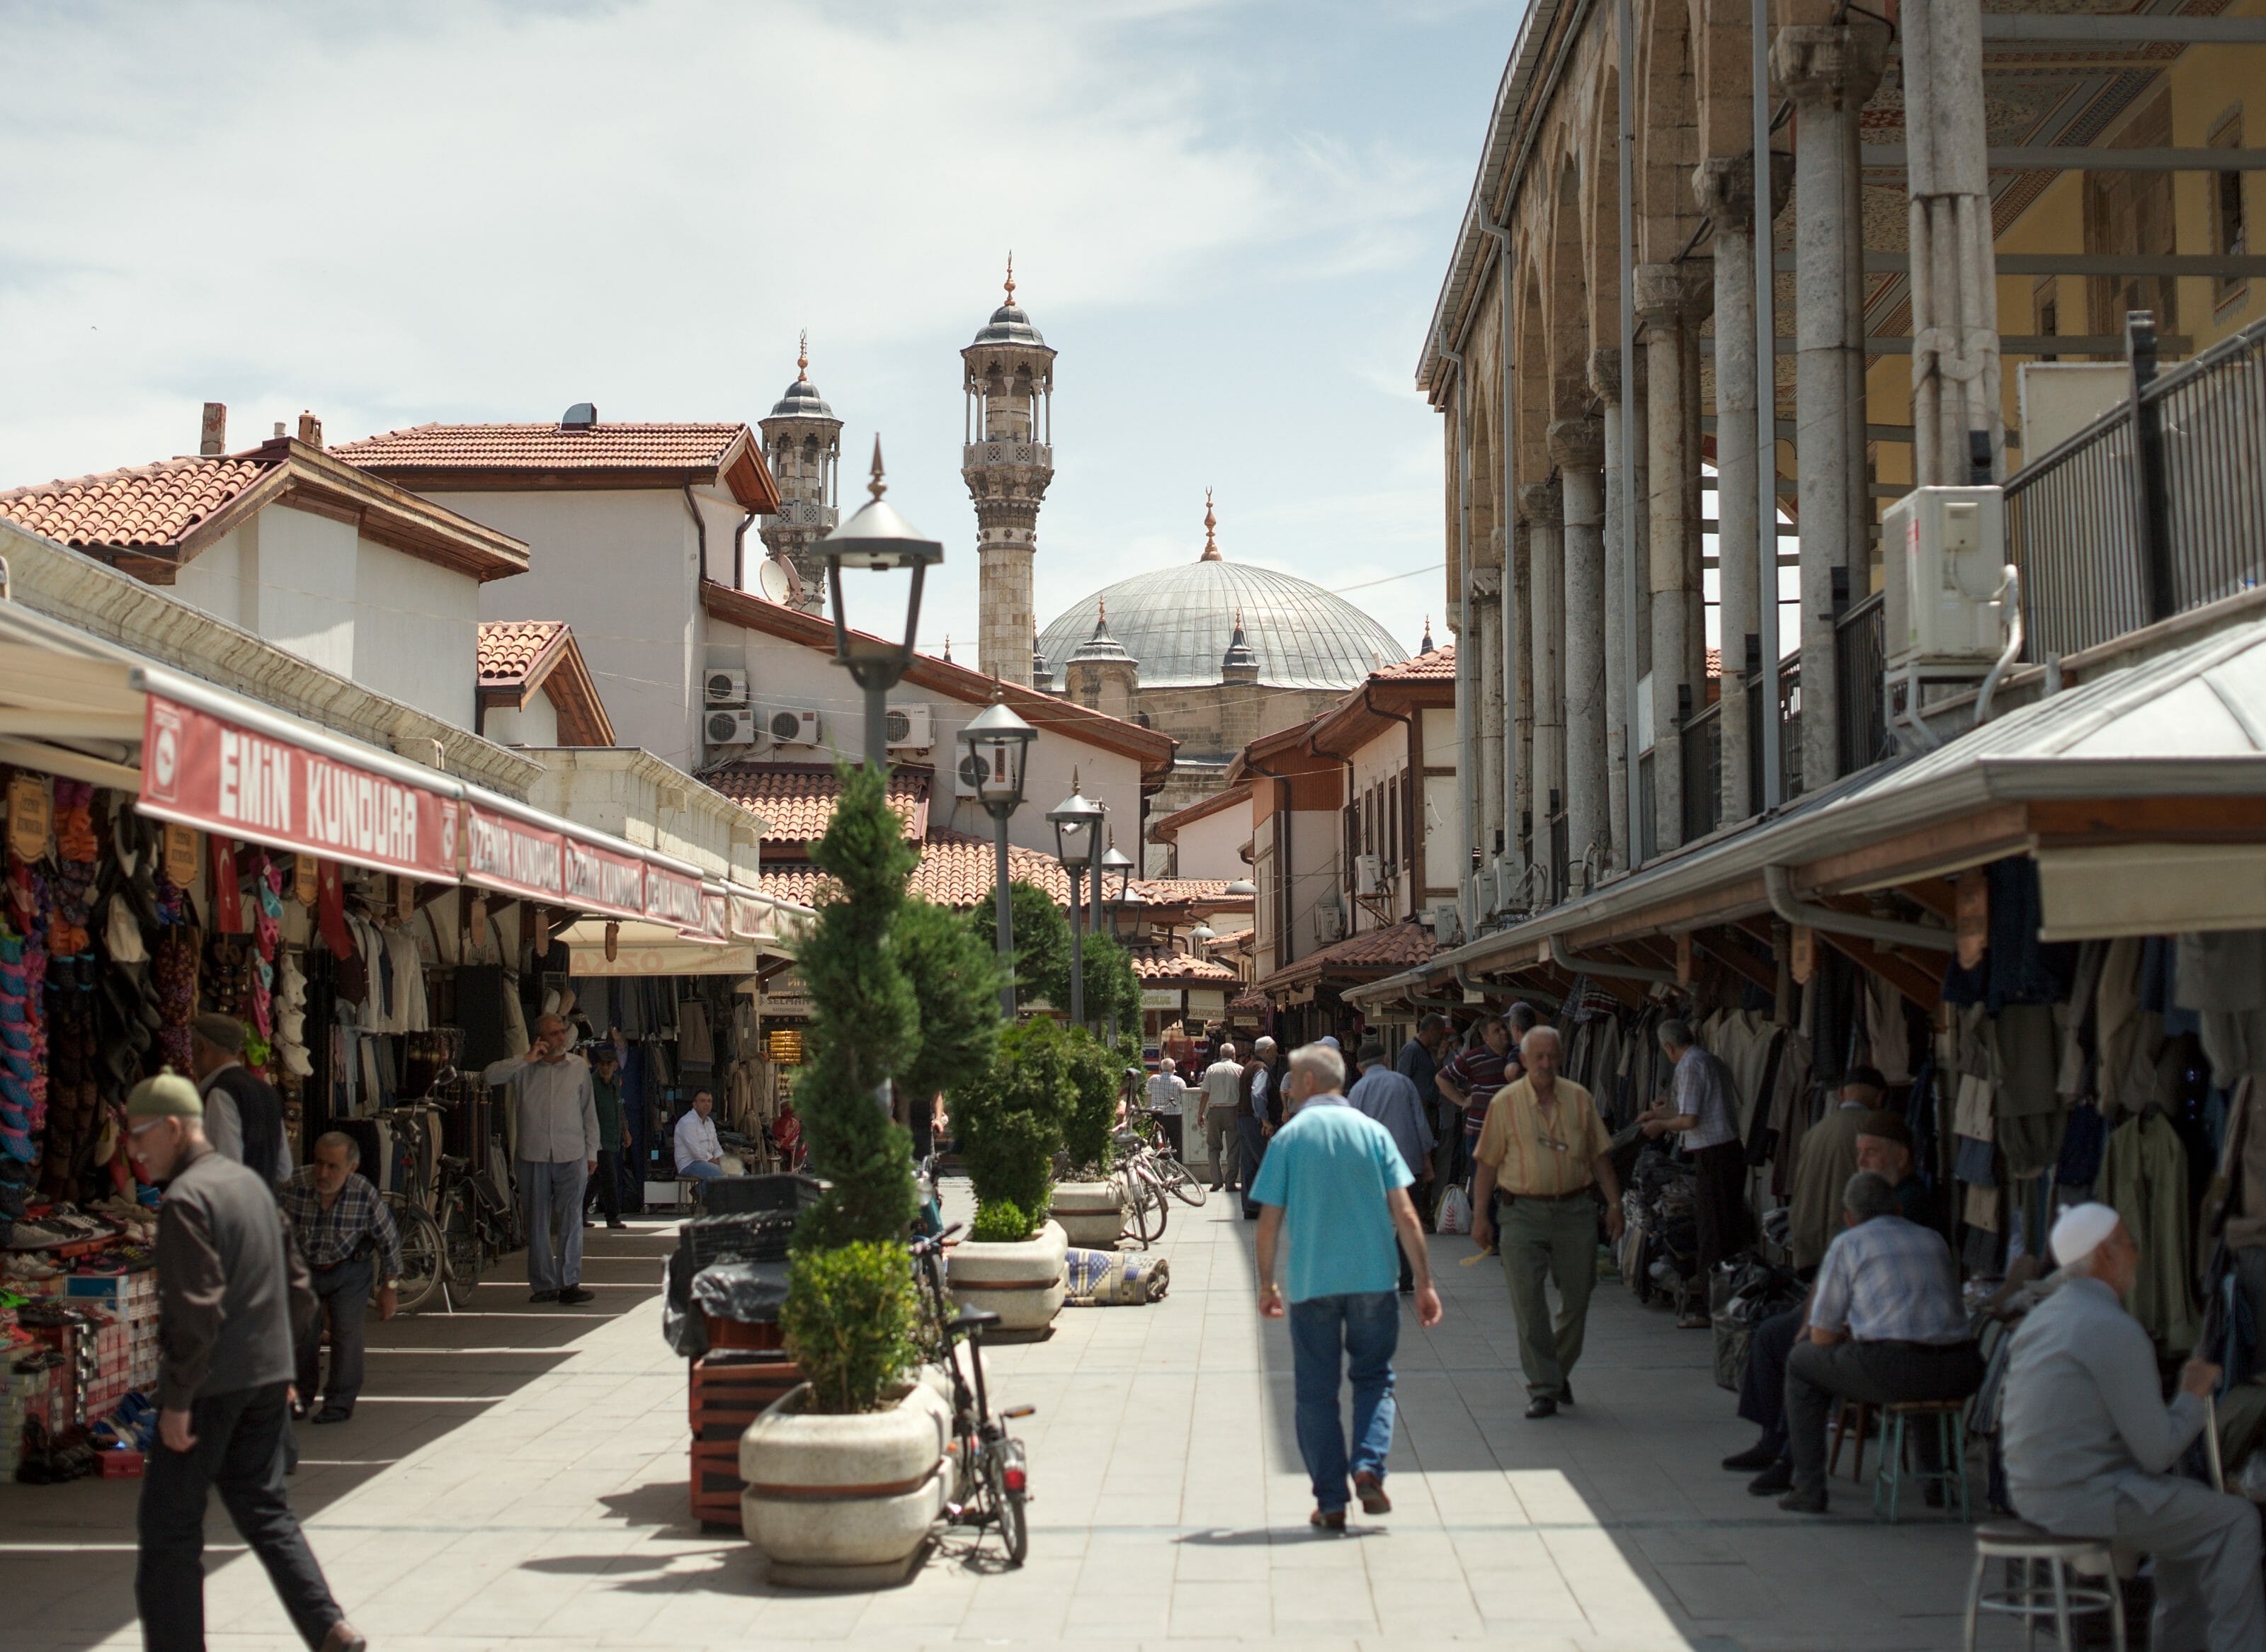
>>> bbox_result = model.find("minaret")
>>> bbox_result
[757,331,841,612]
[1219,603,1261,757]
[961,256,1057,685]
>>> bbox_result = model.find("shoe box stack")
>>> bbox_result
[687,1347,799,1530]
[1,1355,68,1479]
[66,1273,159,1402]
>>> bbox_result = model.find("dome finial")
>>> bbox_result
[943,633,952,663]
[1200,489,1222,562]
[1420,614,1435,652]
[797,329,809,382]
[1005,251,1015,304]
[866,436,887,503]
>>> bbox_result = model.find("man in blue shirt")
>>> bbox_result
[1253,1042,1443,1530]
[1349,1037,1435,1294]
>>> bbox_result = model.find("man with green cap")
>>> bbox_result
[124,1073,364,1652]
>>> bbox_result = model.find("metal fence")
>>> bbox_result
[1681,700,1723,844]
[1835,592,1889,774]
[2008,312,2266,658]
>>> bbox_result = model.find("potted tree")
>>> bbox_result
[1048,1025,1133,1246]
[947,1018,1076,1330]
[739,764,996,1588]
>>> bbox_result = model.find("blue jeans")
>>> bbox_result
[1287,1290,1401,1513]
[518,1158,587,1293]
[681,1160,724,1182]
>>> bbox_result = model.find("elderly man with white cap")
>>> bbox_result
[2003,1202,2265,1652]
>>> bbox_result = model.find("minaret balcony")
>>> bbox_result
[765,500,838,530]
[962,440,1053,474]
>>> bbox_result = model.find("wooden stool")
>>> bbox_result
[1827,1396,1876,1483]
[1875,1397,1971,1522]
[1963,1519,2125,1651]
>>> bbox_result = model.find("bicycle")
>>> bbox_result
[433,1151,518,1292]
[911,1222,1033,1567]
[375,1192,447,1313]
[1125,1110,1209,1208]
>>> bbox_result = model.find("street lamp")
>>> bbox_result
[1188,919,1217,958]
[820,439,943,773]
[1095,833,1138,1046]
[1046,771,1103,1028]
[959,693,1036,1022]
[1223,879,1257,899]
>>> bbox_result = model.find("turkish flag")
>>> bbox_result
[317,858,352,959]
[209,836,244,935]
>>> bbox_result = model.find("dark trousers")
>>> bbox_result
[587,1149,622,1223]
[137,1381,343,1652]
[1154,1113,1184,1159]
[1787,1337,1986,1494]
[1737,1305,1805,1457]
[1690,1139,1752,1279]
[1238,1115,1268,1217]
[295,1257,371,1412]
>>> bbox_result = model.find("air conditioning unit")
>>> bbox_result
[954,747,994,797]
[767,708,821,747]
[703,667,748,707]
[883,704,933,750]
[1313,897,1345,945]
[1425,903,1462,945]
[1353,853,1382,896]
[705,709,757,746]
[1881,486,2008,668]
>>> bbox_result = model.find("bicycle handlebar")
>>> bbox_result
[911,1221,966,1257]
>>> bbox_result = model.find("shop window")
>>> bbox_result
[2034,279,2059,363]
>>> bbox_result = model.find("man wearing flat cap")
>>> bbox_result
[123,1074,364,1652]
[190,1013,287,1188]
[2003,1204,2265,1651]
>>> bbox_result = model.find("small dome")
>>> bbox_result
[768,376,834,420]
[971,303,1046,349]
[1068,602,1135,666]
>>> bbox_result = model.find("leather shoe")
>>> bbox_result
[312,1406,352,1425]
[557,1285,596,1305]
[1748,1459,1794,1496]
[1309,1508,1346,1532]
[1558,1380,1574,1405]
[1722,1443,1779,1471]
[1525,1396,1559,1419]
[1354,1470,1391,1515]
[1777,1486,1828,1515]
[319,1622,368,1652]
[528,1289,559,1303]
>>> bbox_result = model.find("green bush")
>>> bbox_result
[970,1197,1035,1244]
[894,896,1004,1107]
[1059,1023,1125,1177]
[952,1017,1074,1219]
[779,1242,921,1415]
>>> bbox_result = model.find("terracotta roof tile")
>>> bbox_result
[1227,989,1270,1013]
[0,457,268,553]
[1372,643,1454,681]
[757,828,1069,911]
[1306,918,1437,969]
[477,620,566,686]
[705,762,930,845]
[1129,952,1240,984]
[1132,878,1251,906]
[335,421,748,473]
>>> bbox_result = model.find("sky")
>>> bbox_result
[0,0,1519,666]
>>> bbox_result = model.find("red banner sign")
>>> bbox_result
[140,692,458,882]
[688,889,730,943]
[644,862,706,933]
[562,835,646,920]
[464,803,565,904]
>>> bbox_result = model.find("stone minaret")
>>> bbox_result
[756,332,841,612]
[961,257,1057,684]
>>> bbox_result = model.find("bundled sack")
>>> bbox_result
[1709,1253,1805,1392]
[1064,1247,1169,1306]
[1435,1184,1472,1236]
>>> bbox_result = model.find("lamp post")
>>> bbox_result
[1097,833,1137,1045]
[959,694,1036,1021]
[819,439,943,773]
[1047,772,1103,1029]
[1188,919,1217,958]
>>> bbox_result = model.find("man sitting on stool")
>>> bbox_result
[1777,1170,1983,1514]
[277,1133,404,1424]
[2003,1203,2264,1652]
[674,1088,727,1182]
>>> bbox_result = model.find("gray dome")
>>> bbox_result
[971,303,1047,348]
[1040,560,1406,692]
[768,375,836,420]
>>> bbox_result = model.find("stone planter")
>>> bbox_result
[1048,1179,1127,1248]
[739,1379,951,1588]
[947,1219,1068,1334]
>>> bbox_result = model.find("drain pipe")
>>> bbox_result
[1763,864,1956,951]
[1440,337,1476,935]
[1972,564,2025,726]
[731,505,760,592]
[681,482,711,582]
[1544,933,1678,984]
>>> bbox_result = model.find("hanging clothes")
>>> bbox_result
[678,997,714,1068]
[1864,976,1914,1086]
[2100,1109,2202,1353]
[2176,929,2266,1085]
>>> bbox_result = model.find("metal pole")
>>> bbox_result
[1617,0,1641,862]
[1066,865,1086,1028]
[1753,0,1784,807]
[992,806,1016,1021]
[863,680,889,773]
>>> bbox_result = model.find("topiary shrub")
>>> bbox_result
[969,1198,1034,1245]
[894,896,1004,1110]
[952,1017,1074,1233]
[1059,1023,1125,1178]
[778,1241,921,1415]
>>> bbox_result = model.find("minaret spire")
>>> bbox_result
[796,329,809,381]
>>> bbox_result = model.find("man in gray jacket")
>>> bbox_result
[125,1073,363,1652]
[2004,1202,2263,1652]
[484,1013,600,1305]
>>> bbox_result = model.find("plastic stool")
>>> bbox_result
[1828,1396,1875,1483]
[1875,1397,1971,1522]
[1962,1519,2125,1652]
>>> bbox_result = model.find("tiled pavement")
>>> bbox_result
[2,1183,2017,1651]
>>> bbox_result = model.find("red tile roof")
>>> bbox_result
[1372,644,1454,680]
[337,422,748,472]
[1131,878,1250,907]
[1255,918,1437,993]
[1130,952,1240,984]
[477,620,566,687]
[704,762,930,846]
[0,457,268,553]
[756,827,1070,911]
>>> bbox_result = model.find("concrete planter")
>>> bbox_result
[1047,1179,1127,1248]
[947,1219,1069,1333]
[739,1379,950,1588]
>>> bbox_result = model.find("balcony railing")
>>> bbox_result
[1681,700,1723,844]
[1835,591,1889,774]
[2008,311,2266,659]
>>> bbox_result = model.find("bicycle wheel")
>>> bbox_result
[1157,1156,1208,1207]
[439,1187,485,1292]
[984,1439,1029,1566]
[380,1194,446,1313]
[1125,1170,1167,1246]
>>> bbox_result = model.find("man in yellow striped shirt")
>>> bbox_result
[1470,1026,1624,1418]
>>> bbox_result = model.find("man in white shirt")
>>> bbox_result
[1198,1044,1243,1191]
[482,1013,598,1306]
[674,1089,726,1181]
[1144,1059,1190,1158]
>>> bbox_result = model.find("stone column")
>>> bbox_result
[1471,561,1505,895]
[1551,417,1608,891]
[1695,155,1762,825]
[1635,262,1709,857]
[1773,22,1888,792]
[1591,350,1630,876]
[1508,515,1535,865]
[1519,482,1565,900]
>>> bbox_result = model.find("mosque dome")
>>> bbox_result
[1038,501,1406,691]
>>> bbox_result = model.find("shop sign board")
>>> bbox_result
[138,690,459,882]
[729,893,770,940]
[1790,925,1816,986]
[6,772,51,862]
[644,863,705,933]
[1140,988,1182,1010]
[163,823,199,887]
[1186,989,1228,1016]
[292,854,317,906]
[688,889,730,943]
[463,802,566,904]
[562,835,647,920]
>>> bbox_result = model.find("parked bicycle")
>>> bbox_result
[371,1103,519,1309]
[1109,1112,1208,1246]
[911,1222,1032,1566]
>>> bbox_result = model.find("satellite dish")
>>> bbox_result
[756,558,796,605]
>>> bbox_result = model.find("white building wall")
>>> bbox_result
[483,692,559,748]
[353,542,479,727]
[1348,725,1411,930]
[1419,707,1462,901]
[1171,805,1251,882]
[173,524,246,627]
